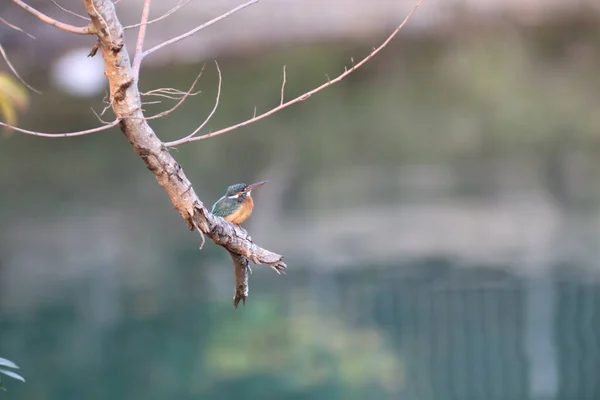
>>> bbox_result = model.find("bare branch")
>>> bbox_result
[142,0,259,59]
[164,0,425,146]
[280,65,286,105]
[81,0,286,287]
[166,61,222,144]
[0,43,42,94]
[131,0,152,80]
[0,119,118,138]
[123,0,192,30]
[50,0,90,20]
[0,16,35,39]
[11,0,94,35]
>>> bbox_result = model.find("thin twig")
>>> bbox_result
[164,0,425,146]
[90,107,113,124]
[142,87,201,100]
[145,88,195,95]
[165,61,221,144]
[139,66,205,121]
[0,43,42,94]
[142,0,259,59]
[123,0,192,30]
[11,0,94,35]
[280,65,286,105]
[132,0,152,80]
[100,98,114,116]
[0,120,118,138]
[0,17,35,39]
[50,0,90,20]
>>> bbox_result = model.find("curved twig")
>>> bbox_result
[0,43,42,94]
[280,65,286,105]
[0,119,118,138]
[142,87,201,100]
[0,17,35,39]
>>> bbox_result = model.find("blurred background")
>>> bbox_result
[1,0,600,398]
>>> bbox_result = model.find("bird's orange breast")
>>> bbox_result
[224,194,254,224]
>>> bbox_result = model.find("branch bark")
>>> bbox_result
[231,253,250,308]
[82,0,286,293]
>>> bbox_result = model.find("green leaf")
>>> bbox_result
[0,359,18,370]
[0,369,25,383]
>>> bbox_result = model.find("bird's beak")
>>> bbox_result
[246,180,267,191]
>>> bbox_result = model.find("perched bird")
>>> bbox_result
[211,180,267,225]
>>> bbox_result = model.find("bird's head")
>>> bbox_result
[224,180,267,199]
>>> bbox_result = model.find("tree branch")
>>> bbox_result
[131,0,152,80]
[142,0,259,60]
[163,0,425,147]
[82,0,286,286]
[11,0,94,35]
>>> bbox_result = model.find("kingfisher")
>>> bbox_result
[211,180,267,225]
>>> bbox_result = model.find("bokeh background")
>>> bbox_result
[2,0,600,399]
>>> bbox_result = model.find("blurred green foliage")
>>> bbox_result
[0,73,29,132]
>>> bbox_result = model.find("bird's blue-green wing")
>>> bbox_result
[211,196,228,217]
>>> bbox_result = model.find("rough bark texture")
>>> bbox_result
[83,0,286,301]
[231,253,250,308]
